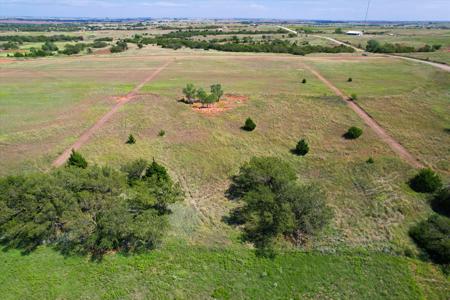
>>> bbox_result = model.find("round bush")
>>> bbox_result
[431,187,450,217]
[243,118,256,131]
[409,168,442,193]
[410,214,450,264]
[295,139,309,156]
[345,127,363,139]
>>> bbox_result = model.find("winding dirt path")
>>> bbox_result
[52,60,171,167]
[302,63,424,168]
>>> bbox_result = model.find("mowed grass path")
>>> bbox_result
[1,244,448,300]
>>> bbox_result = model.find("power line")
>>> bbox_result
[364,0,372,29]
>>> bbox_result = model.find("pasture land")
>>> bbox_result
[0,44,449,299]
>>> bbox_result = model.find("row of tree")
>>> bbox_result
[146,37,355,56]
[161,28,285,39]
[408,169,449,267]
[0,34,83,43]
[366,39,441,53]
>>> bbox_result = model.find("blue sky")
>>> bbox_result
[1,0,449,21]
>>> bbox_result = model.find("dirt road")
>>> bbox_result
[313,35,450,72]
[302,63,424,169]
[52,60,171,167]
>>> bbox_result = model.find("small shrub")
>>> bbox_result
[350,93,358,101]
[366,157,375,164]
[410,214,450,264]
[67,149,88,169]
[126,134,136,144]
[344,126,363,139]
[409,168,442,193]
[242,118,256,131]
[302,78,307,84]
[431,187,450,217]
[295,139,309,156]
[158,130,166,137]
[348,77,353,82]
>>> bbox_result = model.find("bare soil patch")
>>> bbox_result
[94,48,111,55]
[191,94,249,115]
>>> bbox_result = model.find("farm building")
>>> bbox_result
[346,31,363,36]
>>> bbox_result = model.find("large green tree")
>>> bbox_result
[228,157,332,254]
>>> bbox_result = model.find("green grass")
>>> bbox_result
[0,244,448,300]
[307,57,450,173]
[1,47,449,299]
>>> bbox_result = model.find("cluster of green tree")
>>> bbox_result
[0,34,83,43]
[182,83,224,107]
[60,43,89,55]
[84,24,147,31]
[94,37,114,42]
[161,28,285,39]
[91,41,109,48]
[145,37,355,56]
[227,157,332,256]
[0,41,20,50]
[366,39,442,53]
[0,152,183,258]
[157,25,222,30]
[408,169,449,267]
[110,40,128,53]
[292,27,325,34]
[10,42,59,58]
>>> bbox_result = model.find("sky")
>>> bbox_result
[1,0,449,21]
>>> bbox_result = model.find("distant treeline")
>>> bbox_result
[0,34,83,43]
[161,29,285,38]
[0,23,83,32]
[142,37,355,56]
[366,39,442,53]
[157,25,222,30]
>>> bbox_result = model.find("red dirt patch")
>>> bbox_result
[94,48,111,55]
[192,93,249,115]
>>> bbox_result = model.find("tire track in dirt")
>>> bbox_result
[302,63,425,169]
[52,60,171,167]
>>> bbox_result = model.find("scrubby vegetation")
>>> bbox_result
[67,149,88,169]
[344,126,363,139]
[409,168,442,193]
[431,187,450,217]
[142,36,355,56]
[110,40,128,53]
[366,39,441,53]
[0,34,83,43]
[410,214,449,265]
[227,157,332,255]
[126,134,137,144]
[0,159,183,257]
[294,139,309,156]
[242,118,256,131]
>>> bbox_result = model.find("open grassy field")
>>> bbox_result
[1,243,448,300]
[0,39,449,298]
